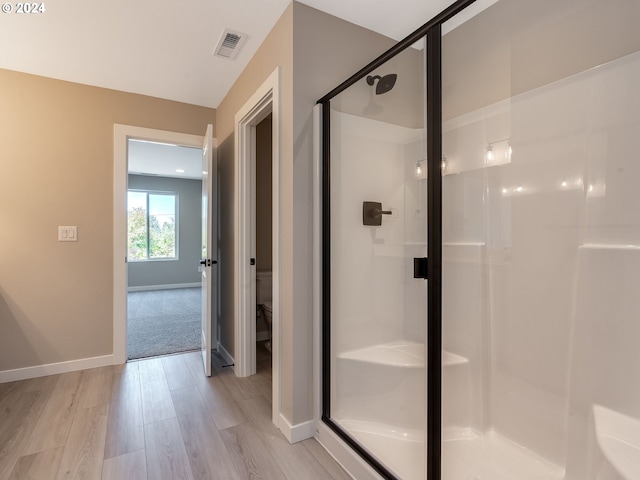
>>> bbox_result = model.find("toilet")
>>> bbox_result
[256,270,273,352]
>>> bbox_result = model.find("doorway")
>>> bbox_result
[126,139,204,360]
[255,114,273,360]
[235,67,281,427]
[113,125,215,366]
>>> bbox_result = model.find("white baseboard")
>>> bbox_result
[0,354,115,384]
[128,282,201,292]
[279,414,315,444]
[217,342,235,366]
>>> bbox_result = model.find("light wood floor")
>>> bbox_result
[0,346,351,480]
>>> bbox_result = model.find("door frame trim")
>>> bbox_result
[234,67,281,427]
[113,124,206,364]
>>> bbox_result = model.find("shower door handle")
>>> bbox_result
[413,257,428,279]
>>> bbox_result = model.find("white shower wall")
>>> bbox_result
[442,49,640,476]
[329,110,425,357]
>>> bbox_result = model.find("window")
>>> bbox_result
[128,191,177,261]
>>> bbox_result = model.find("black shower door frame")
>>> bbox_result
[317,1,477,479]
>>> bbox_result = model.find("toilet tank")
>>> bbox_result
[256,270,273,305]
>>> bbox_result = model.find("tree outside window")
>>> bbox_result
[128,191,177,260]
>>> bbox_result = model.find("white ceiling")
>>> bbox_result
[0,0,491,109]
[128,140,203,180]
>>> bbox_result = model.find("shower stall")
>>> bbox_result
[317,0,640,479]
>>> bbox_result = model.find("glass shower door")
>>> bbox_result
[324,37,428,480]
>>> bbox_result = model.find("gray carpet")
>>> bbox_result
[127,287,201,360]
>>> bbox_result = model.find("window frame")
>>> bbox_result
[127,189,179,262]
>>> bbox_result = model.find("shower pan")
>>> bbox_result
[317,0,640,479]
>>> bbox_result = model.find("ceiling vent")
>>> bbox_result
[213,29,247,60]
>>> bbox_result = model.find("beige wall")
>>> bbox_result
[215,2,294,415]
[290,2,396,424]
[215,0,396,427]
[0,69,215,371]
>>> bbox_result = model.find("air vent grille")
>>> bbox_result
[213,29,247,60]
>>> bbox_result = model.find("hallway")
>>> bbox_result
[0,349,349,479]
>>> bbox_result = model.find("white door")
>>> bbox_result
[201,124,217,376]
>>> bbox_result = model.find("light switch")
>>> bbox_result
[58,226,78,242]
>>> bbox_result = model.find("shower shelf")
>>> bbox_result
[338,341,468,368]
[580,243,640,251]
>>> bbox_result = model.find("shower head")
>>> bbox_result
[366,73,397,95]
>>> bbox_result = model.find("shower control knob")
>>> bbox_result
[363,201,392,226]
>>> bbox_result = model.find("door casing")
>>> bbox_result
[113,124,210,363]
[234,67,281,428]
